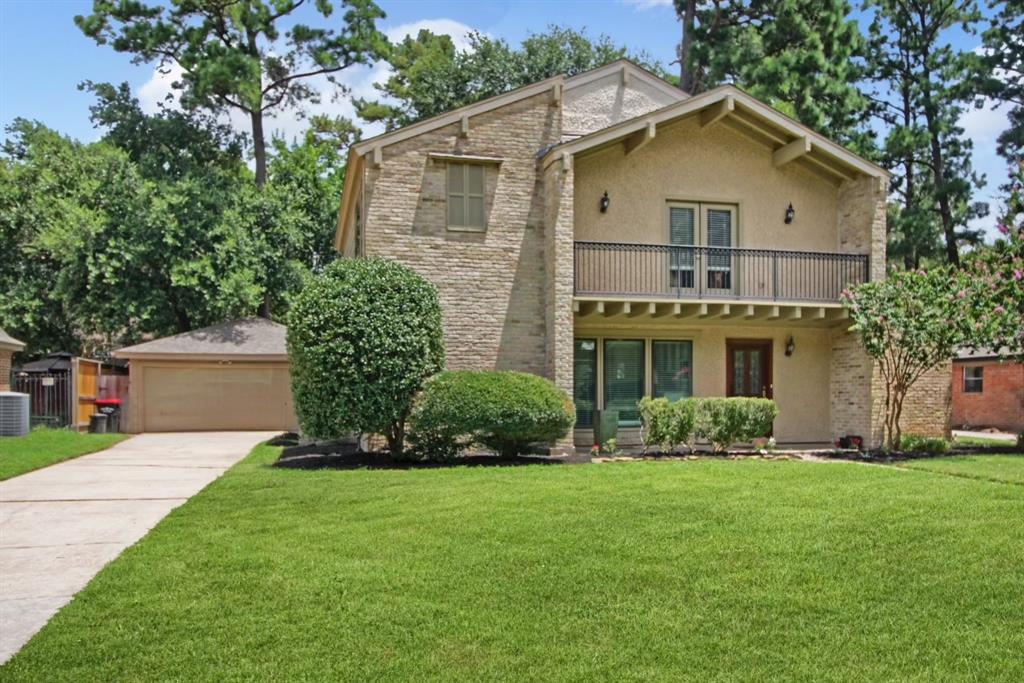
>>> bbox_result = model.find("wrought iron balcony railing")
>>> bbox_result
[574,241,870,303]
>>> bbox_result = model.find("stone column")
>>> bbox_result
[544,156,576,454]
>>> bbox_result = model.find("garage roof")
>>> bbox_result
[114,317,288,361]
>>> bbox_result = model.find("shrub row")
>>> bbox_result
[639,396,778,453]
[409,370,575,460]
[897,434,949,454]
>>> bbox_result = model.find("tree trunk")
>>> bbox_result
[919,47,960,267]
[251,109,267,188]
[678,0,697,93]
[386,419,406,458]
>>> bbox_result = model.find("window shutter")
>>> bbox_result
[652,341,692,401]
[447,163,486,229]
[604,340,645,426]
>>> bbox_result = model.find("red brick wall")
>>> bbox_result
[951,359,1024,432]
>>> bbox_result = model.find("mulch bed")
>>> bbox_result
[272,438,582,470]
[821,445,1021,463]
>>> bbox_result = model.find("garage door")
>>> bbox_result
[141,363,298,432]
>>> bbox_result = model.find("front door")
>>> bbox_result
[726,339,773,399]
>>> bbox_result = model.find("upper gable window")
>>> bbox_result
[447,163,486,231]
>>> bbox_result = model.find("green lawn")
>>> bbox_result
[0,428,129,480]
[899,454,1024,485]
[3,448,1023,681]
[953,435,1018,447]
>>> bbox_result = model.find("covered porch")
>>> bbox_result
[571,306,857,449]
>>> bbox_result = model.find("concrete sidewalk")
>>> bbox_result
[0,431,275,663]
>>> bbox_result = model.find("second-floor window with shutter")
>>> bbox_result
[447,163,486,230]
[666,202,737,292]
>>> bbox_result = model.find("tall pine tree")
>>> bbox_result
[675,0,873,150]
[866,0,987,267]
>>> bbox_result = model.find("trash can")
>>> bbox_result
[95,398,122,433]
[89,413,108,434]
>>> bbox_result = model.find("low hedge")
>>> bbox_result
[638,397,696,453]
[898,434,949,454]
[639,396,778,453]
[409,370,575,460]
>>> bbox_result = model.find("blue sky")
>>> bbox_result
[0,0,1011,239]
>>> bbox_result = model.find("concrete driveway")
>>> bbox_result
[0,431,276,664]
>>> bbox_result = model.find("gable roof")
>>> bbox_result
[0,327,25,352]
[541,84,888,181]
[114,317,288,360]
[351,60,686,157]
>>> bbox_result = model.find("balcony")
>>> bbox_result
[574,241,870,304]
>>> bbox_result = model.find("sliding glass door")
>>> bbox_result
[604,340,644,427]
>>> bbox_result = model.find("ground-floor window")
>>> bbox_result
[573,337,694,429]
[574,339,597,427]
[652,340,693,401]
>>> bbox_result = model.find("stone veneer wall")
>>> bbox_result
[0,350,11,391]
[837,175,888,282]
[361,90,560,378]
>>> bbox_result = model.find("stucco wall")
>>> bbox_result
[361,90,560,377]
[573,322,833,444]
[952,359,1023,432]
[573,117,843,252]
[562,71,680,138]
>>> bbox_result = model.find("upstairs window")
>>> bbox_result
[447,163,486,230]
[963,366,983,393]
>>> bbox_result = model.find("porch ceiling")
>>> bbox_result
[572,297,851,328]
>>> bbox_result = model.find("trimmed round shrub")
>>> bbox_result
[409,370,575,460]
[286,258,445,455]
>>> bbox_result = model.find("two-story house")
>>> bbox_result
[333,60,950,450]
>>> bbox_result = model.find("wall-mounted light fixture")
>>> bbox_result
[784,203,795,224]
[785,336,795,357]
[600,191,610,213]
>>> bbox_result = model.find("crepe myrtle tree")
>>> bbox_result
[961,161,1024,358]
[841,268,972,450]
[286,258,445,456]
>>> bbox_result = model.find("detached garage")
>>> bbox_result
[115,318,298,433]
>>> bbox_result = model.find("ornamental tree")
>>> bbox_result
[842,268,972,449]
[960,162,1024,357]
[286,258,445,456]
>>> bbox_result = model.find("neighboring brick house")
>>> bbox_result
[0,327,26,391]
[952,349,1024,433]
[333,60,950,449]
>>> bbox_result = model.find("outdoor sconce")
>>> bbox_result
[785,336,795,357]
[600,191,610,213]
[784,203,795,224]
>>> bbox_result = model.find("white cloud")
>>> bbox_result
[621,0,674,10]
[135,17,482,149]
[384,18,479,52]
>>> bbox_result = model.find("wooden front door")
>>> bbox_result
[726,340,773,399]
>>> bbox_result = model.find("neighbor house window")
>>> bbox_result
[604,339,644,427]
[574,339,597,428]
[963,366,983,393]
[652,340,693,401]
[447,163,485,230]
